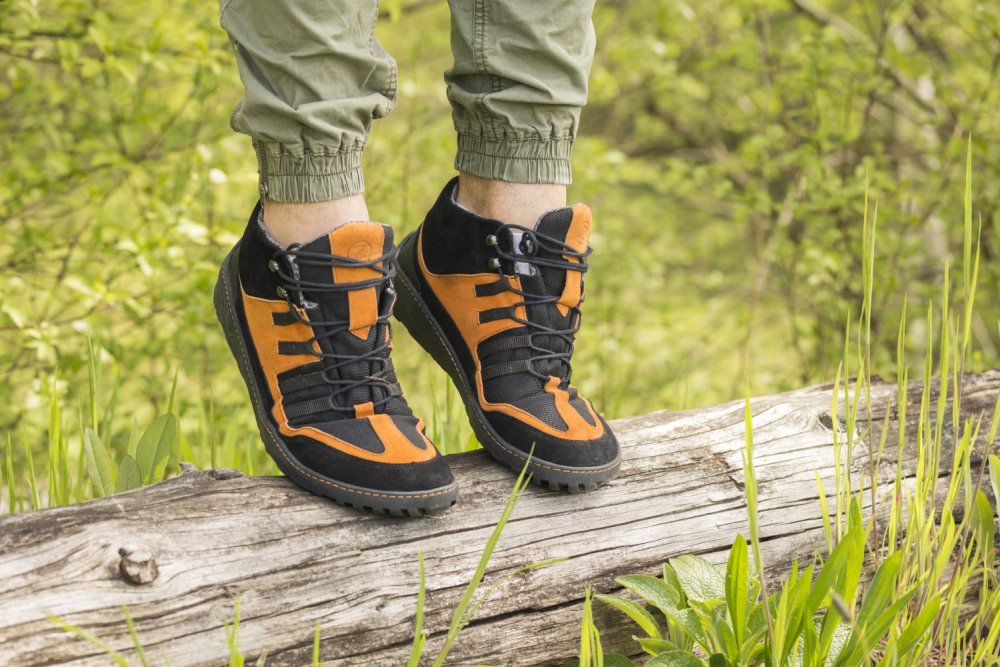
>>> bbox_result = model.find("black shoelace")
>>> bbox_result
[270,245,398,416]
[485,224,592,383]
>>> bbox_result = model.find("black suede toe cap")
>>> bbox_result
[484,411,620,469]
[284,436,455,493]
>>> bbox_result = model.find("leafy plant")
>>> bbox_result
[81,357,179,497]
[584,146,1000,664]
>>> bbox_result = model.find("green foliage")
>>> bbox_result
[404,454,564,667]
[3,0,1000,510]
[588,152,1000,665]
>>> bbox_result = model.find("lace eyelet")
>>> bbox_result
[485,235,498,247]
[276,286,287,298]
[268,259,279,272]
[488,258,501,271]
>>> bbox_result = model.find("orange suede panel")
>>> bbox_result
[354,401,375,418]
[330,223,384,341]
[545,375,604,439]
[369,414,435,452]
[417,228,526,353]
[556,204,591,317]
[417,228,604,441]
[240,282,435,464]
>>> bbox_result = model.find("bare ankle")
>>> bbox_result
[261,194,370,248]
[455,173,566,229]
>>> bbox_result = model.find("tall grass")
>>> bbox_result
[578,142,1000,665]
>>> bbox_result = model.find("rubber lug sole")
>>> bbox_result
[392,232,620,492]
[213,245,458,516]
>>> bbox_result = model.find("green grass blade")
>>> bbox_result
[742,391,773,644]
[23,438,41,510]
[5,434,17,513]
[407,551,426,667]
[312,620,321,667]
[595,593,660,638]
[47,611,129,667]
[726,534,749,646]
[431,454,532,667]
[121,604,149,667]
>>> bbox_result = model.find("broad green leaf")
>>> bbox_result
[136,414,177,484]
[826,622,851,661]
[894,594,939,658]
[854,551,901,628]
[708,655,730,667]
[595,594,660,638]
[115,455,142,493]
[662,564,685,606]
[725,534,748,647]
[618,575,680,616]
[835,526,864,608]
[83,428,114,497]
[778,562,813,662]
[835,586,916,667]
[645,650,704,667]
[669,555,725,603]
[664,607,705,647]
[805,537,850,615]
[710,604,737,660]
[801,618,817,667]
[563,656,635,667]
[638,637,678,656]
[972,490,995,555]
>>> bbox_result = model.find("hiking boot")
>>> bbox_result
[393,178,620,491]
[213,203,458,515]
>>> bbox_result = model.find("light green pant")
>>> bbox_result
[219,1,596,202]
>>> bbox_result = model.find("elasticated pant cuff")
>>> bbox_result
[454,133,573,185]
[254,140,365,202]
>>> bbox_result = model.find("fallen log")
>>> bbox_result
[1,372,997,666]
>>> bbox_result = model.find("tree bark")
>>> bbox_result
[1,372,997,666]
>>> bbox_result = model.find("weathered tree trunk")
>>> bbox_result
[1,373,997,666]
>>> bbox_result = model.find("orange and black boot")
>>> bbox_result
[214,204,458,515]
[394,178,620,491]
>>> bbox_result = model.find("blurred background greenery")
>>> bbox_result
[1,0,998,499]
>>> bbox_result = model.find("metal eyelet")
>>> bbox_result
[488,258,501,271]
[276,286,287,298]
[485,235,498,247]
[268,259,279,272]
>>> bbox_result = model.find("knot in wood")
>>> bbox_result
[118,545,158,585]
[209,467,243,480]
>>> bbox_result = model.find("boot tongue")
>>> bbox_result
[294,222,394,409]
[511,205,592,379]
[530,204,591,302]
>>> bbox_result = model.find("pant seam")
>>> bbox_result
[455,131,575,143]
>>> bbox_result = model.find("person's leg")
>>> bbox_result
[445,0,596,227]
[215,0,457,515]
[220,0,392,245]
[391,0,619,491]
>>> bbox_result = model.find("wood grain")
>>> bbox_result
[1,372,996,666]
